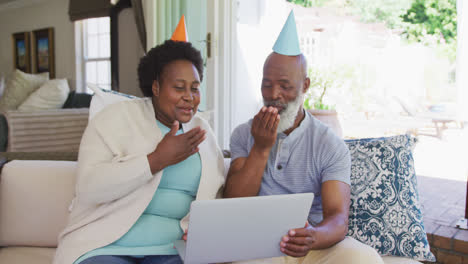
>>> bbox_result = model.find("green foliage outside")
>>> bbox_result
[304,65,375,112]
[304,68,341,110]
[402,0,457,43]
[401,0,457,61]
[291,0,458,109]
[286,0,326,8]
[345,0,414,28]
[289,0,457,61]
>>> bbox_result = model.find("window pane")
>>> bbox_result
[86,61,97,84]
[87,35,99,58]
[87,18,98,35]
[99,34,110,58]
[97,60,110,86]
[98,17,110,34]
[82,17,111,93]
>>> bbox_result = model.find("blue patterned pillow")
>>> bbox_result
[345,135,435,262]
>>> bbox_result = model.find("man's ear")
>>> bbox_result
[152,80,159,97]
[303,77,311,94]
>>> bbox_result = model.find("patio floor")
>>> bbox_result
[414,129,468,263]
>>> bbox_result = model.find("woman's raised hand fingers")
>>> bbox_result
[169,120,180,136]
[184,126,202,138]
[189,130,206,148]
[188,147,199,156]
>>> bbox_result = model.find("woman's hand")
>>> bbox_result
[280,222,316,257]
[148,120,206,174]
[251,106,280,152]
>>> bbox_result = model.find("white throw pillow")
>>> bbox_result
[18,79,70,111]
[0,70,49,111]
[88,84,136,120]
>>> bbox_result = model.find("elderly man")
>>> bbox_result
[224,11,383,264]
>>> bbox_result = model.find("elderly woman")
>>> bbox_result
[53,39,225,264]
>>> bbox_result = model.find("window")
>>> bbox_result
[76,17,111,93]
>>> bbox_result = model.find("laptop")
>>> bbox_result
[174,193,314,264]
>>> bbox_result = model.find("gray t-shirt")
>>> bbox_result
[230,111,351,225]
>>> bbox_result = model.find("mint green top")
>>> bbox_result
[74,120,201,263]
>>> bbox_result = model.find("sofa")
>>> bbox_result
[0,107,89,152]
[0,136,434,264]
[0,69,93,152]
[0,90,92,152]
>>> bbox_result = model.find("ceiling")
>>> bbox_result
[0,0,16,4]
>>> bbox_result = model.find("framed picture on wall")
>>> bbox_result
[32,27,55,78]
[12,32,31,73]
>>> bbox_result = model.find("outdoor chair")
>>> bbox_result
[394,96,463,139]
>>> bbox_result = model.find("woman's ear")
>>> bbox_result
[152,80,159,97]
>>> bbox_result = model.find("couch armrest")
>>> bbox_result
[0,160,77,247]
[4,108,89,152]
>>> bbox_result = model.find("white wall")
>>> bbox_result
[232,0,288,127]
[0,0,75,89]
[118,8,145,97]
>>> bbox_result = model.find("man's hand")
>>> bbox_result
[278,181,350,254]
[148,121,206,174]
[280,222,316,257]
[251,106,280,151]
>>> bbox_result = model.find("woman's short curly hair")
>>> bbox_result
[137,40,204,97]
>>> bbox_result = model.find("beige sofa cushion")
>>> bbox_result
[0,160,77,247]
[0,247,55,264]
[0,70,49,111]
[18,79,70,111]
[382,256,423,264]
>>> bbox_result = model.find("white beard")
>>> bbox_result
[264,94,304,133]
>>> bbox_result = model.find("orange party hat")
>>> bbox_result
[171,15,189,42]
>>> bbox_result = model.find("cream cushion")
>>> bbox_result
[0,160,77,247]
[88,84,136,120]
[0,70,49,111]
[18,79,70,111]
[0,247,55,264]
[0,159,421,264]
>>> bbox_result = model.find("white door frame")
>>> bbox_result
[206,0,237,149]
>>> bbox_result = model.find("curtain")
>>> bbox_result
[130,0,147,52]
[156,0,188,45]
[144,0,187,49]
[68,0,112,21]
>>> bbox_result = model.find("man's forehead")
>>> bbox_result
[263,60,300,80]
[264,65,292,78]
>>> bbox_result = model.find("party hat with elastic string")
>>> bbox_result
[171,15,189,42]
[272,10,301,56]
